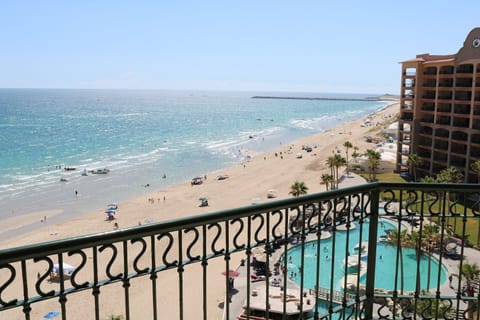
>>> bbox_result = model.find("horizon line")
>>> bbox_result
[0,87,394,96]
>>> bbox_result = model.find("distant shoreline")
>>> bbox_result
[251,95,398,102]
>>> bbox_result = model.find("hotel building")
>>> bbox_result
[396,28,480,182]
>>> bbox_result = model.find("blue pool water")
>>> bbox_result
[286,219,448,292]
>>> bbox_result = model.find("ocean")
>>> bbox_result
[0,89,386,235]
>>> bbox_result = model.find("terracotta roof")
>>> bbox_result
[401,53,456,64]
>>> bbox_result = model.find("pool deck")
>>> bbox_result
[222,173,479,319]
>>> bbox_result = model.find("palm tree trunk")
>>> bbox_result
[427,250,432,291]
[335,166,339,189]
[398,246,405,295]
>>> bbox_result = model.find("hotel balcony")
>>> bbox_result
[1,183,480,320]
[400,113,414,121]
[423,67,437,76]
[439,66,455,75]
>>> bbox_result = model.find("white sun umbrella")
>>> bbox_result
[254,252,268,263]
[53,263,75,275]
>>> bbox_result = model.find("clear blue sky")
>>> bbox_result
[1,1,479,94]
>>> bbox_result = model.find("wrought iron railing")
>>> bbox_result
[1,182,480,320]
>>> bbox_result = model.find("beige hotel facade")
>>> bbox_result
[396,28,480,182]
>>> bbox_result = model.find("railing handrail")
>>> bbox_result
[1,182,478,263]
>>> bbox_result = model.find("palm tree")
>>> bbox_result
[453,262,480,320]
[343,141,353,176]
[420,176,437,183]
[386,228,409,294]
[473,161,480,247]
[326,156,336,189]
[402,230,423,294]
[437,166,464,184]
[333,154,347,188]
[351,146,360,170]
[471,160,480,183]
[289,181,308,197]
[365,149,381,182]
[437,167,464,228]
[320,173,334,191]
[409,224,439,292]
[422,224,440,291]
[326,155,346,189]
[407,153,422,181]
[415,298,454,319]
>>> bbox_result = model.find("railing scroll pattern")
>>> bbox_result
[1,183,480,320]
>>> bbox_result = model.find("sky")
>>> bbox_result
[1,1,479,95]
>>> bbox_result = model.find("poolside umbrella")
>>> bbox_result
[254,252,267,263]
[44,311,60,319]
[222,269,240,277]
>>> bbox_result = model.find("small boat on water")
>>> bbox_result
[64,166,76,171]
[60,177,68,182]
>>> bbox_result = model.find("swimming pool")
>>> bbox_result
[285,219,448,292]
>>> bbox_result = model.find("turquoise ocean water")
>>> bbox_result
[0,89,387,238]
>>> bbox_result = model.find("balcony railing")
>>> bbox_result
[1,183,480,320]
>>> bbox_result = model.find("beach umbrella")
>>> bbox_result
[254,253,267,263]
[222,269,240,277]
[108,202,118,207]
[105,209,117,214]
[267,189,278,198]
[44,311,60,319]
[198,196,208,201]
[53,263,75,275]
[251,247,265,255]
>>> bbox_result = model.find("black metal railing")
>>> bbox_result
[1,182,480,320]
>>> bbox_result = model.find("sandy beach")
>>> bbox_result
[1,101,399,319]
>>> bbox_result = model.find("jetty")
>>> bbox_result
[251,94,399,102]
